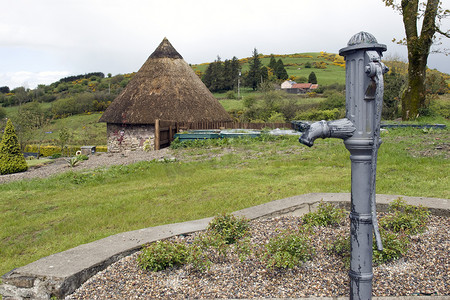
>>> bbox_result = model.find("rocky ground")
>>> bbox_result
[65,215,449,299]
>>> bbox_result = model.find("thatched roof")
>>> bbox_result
[99,38,231,124]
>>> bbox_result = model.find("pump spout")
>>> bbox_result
[299,118,356,147]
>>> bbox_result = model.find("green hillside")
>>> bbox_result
[192,52,346,85]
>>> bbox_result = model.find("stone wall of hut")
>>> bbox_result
[106,123,155,152]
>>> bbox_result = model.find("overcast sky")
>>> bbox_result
[1,0,449,89]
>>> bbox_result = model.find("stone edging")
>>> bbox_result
[1,193,448,300]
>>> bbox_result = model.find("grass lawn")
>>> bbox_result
[0,126,449,276]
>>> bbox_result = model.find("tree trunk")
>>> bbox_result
[400,0,440,120]
[402,49,428,120]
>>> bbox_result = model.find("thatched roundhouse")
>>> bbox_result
[99,38,231,152]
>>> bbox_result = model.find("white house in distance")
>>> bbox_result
[280,80,296,89]
[281,80,319,94]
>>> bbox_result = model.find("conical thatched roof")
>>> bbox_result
[99,38,231,124]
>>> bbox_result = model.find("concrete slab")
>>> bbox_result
[1,193,449,299]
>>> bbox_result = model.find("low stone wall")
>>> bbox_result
[106,123,155,152]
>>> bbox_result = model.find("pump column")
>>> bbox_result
[339,32,387,300]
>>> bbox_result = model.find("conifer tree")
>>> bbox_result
[268,55,277,70]
[275,59,289,80]
[247,48,262,90]
[308,72,318,84]
[0,119,28,175]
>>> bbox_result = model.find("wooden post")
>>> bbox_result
[155,119,160,150]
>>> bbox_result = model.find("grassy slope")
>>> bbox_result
[1,127,449,275]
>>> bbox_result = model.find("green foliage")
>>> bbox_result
[426,70,449,95]
[225,91,237,99]
[207,213,249,244]
[77,154,89,161]
[327,235,350,264]
[262,230,315,269]
[328,229,409,266]
[65,156,81,168]
[0,106,6,119]
[137,240,188,272]
[379,197,430,235]
[58,127,71,153]
[246,48,262,91]
[372,229,409,265]
[308,71,317,84]
[295,108,342,121]
[0,119,28,174]
[383,72,405,119]
[328,199,429,266]
[243,95,257,109]
[302,201,346,227]
[274,59,289,80]
[319,91,345,110]
[138,214,250,272]
[202,56,240,92]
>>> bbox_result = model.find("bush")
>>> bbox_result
[328,229,410,266]
[320,91,345,110]
[0,119,28,174]
[302,201,346,227]
[76,154,89,161]
[295,108,343,121]
[225,91,237,99]
[379,197,430,235]
[373,229,409,265]
[207,213,249,244]
[0,106,6,119]
[263,230,315,269]
[137,240,188,272]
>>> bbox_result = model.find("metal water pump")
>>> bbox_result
[299,32,388,300]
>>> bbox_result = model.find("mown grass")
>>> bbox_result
[0,125,449,277]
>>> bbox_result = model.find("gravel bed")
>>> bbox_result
[0,149,173,184]
[66,215,449,299]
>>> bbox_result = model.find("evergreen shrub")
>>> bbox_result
[0,119,28,174]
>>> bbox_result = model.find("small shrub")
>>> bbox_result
[65,156,81,168]
[328,229,410,266]
[379,198,430,235]
[187,233,228,271]
[263,230,315,269]
[143,139,153,152]
[76,154,89,161]
[373,229,409,265]
[327,234,351,265]
[302,201,346,227]
[207,213,249,244]
[137,240,188,272]
[225,91,237,99]
[0,119,28,175]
